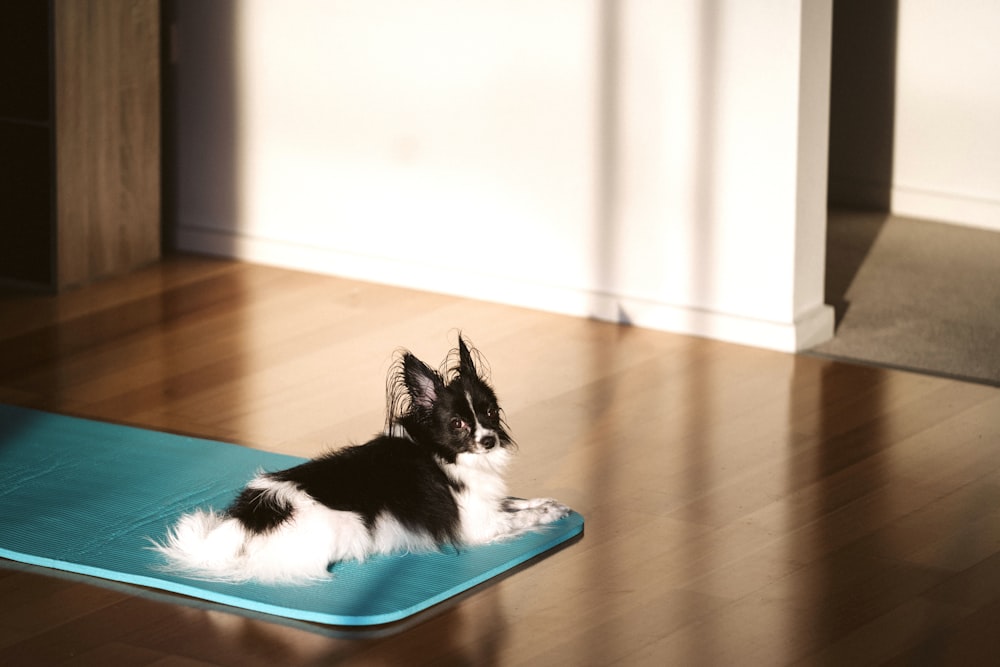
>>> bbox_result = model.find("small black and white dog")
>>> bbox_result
[154,336,570,582]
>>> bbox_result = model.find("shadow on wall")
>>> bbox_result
[161,0,240,256]
[825,0,898,325]
[591,0,719,324]
[788,358,889,660]
[591,0,620,319]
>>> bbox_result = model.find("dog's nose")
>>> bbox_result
[480,435,497,450]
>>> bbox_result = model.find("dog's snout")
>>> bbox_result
[480,435,497,450]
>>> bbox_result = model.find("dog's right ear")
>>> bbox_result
[457,335,478,379]
[403,353,444,411]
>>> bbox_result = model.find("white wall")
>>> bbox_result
[892,1,1000,232]
[171,0,834,352]
[608,0,832,348]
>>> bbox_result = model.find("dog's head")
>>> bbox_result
[391,336,513,462]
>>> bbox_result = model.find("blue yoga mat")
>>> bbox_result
[0,404,583,626]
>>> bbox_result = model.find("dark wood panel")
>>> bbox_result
[0,123,52,286]
[0,0,160,291]
[0,1,52,288]
[53,0,160,289]
[0,0,50,122]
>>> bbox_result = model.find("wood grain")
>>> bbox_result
[53,0,160,289]
[1,256,999,665]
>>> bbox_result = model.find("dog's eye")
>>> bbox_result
[449,418,466,431]
[486,408,499,421]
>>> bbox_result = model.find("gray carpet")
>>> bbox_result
[809,210,1000,387]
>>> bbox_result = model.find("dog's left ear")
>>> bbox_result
[403,353,444,411]
[458,336,479,378]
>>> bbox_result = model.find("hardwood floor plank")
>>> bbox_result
[1,256,998,665]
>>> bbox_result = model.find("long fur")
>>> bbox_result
[153,335,570,583]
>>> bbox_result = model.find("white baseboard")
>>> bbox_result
[176,226,833,353]
[891,186,1000,233]
[587,294,833,352]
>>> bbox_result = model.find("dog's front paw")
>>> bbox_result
[501,497,572,532]
[530,498,572,524]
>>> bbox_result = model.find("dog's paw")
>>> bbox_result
[527,497,572,523]
[501,497,572,532]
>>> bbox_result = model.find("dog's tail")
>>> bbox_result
[152,504,350,583]
[151,509,251,581]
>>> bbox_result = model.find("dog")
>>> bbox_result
[153,336,570,583]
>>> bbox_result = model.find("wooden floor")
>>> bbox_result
[2,256,999,666]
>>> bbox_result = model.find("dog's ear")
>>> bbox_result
[403,353,443,410]
[458,336,479,379]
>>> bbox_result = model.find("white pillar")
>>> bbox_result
[603,0,834,350]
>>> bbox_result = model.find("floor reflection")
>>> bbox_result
[788,358,891,663]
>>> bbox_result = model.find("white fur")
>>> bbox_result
[445,446,570,545]
[154,447,570,584]
[153,482,377,583]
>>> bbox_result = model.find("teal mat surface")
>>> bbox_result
[0,405,583,626]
